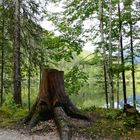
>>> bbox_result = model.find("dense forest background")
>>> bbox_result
[0,0,140,111]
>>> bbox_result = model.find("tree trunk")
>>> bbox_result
[14,0,22,105]
[130,22,136,108]
[104,64,109,108]
[98,0,108,108]
[118,2,127,105]
[129,9,136,109]
[108,0,114,108]
[0,0,5,106]
[27,35,32,111]
[23,69,90,139]
[27,50,31,111]
[116,47,120,109]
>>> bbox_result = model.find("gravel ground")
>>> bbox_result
[0,128,60,140]
[0,119,91,140]
[0,120,60,140]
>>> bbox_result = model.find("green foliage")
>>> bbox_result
[2,95,17,111]
[123,116,137,127]
[65,66,88,95]
[0,98,27,127]
[1,94,27,117]
[105,109,123,120]
[41,31,82,64]
[81,106,96,112]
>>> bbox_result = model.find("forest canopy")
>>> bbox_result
[0,0,140,111]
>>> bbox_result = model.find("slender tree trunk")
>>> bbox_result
[118,2,127,105]
[130,16,136,108]
[39,65,42,85]
[116,48,120,109]
[104,64,109,108]
[28,69,31,110]
[0,0,5,106]
[116,76,120,109]
[27,35,32,111]
[14,0,22,105]
[99,0,108,108]
[28,49,31,110]
[108,0,114,108]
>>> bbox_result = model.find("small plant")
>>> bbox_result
[82,106,96,112]
[0,94,27,127]
[123,116,136,127]
[105,109,122,120]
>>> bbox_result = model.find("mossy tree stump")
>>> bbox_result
[23,69,89,140]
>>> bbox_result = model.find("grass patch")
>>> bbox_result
[0,104,28,128]
[72,106,140,139]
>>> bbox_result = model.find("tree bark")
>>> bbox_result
[129,7,136,109]
[116,47,120,109]
[0,0,5,106]
[27,48,31,111]
[54,107,71,140]
[108,0,114,108]
[14,0,22,105]
[118,1,127,105]
[98,0,109,109]
[23,69,90,139]
[104,64,109,108]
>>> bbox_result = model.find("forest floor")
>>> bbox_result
[0,127,59,140]
[0,119,91,140]
[0,120,60,140]
[78,107,140,140]
[0,106,140,140]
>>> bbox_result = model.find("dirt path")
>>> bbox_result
[0,128,60,140]
[0,119,91,140]
[0,120,60,140]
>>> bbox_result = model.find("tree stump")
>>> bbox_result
[23,69,90,139]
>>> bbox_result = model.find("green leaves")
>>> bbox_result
[65,66,88,95]
[41,31,82,63]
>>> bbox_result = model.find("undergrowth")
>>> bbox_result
[77,106,140,139]
[0,95,28,128]
[0,99,140,140]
